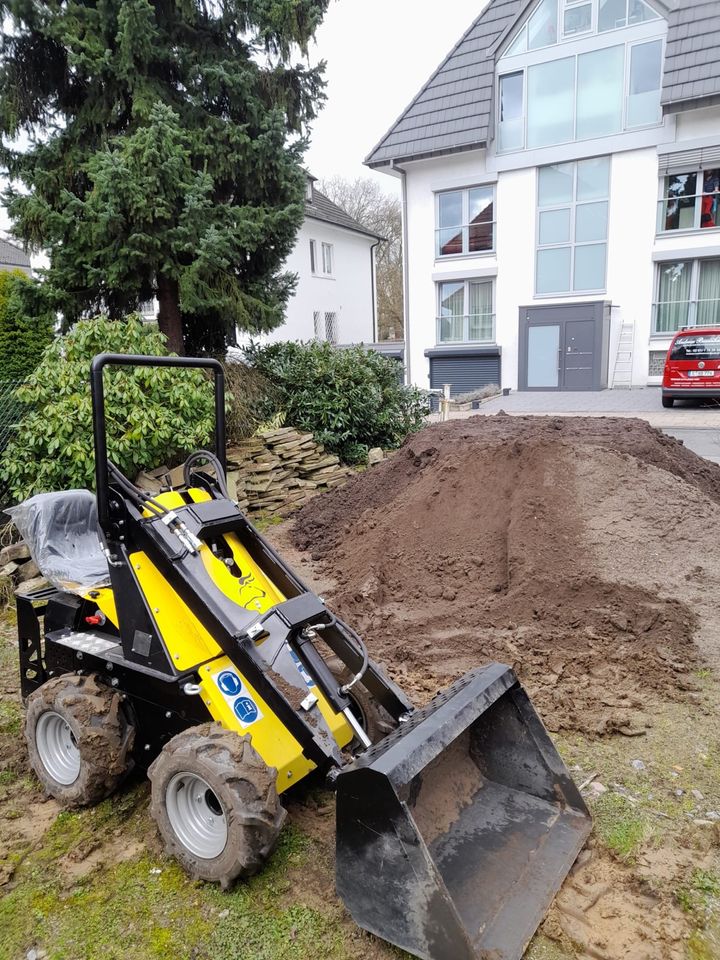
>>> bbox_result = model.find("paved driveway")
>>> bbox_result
[440,388,720,464]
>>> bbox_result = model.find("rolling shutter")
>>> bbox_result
[428,352,501,397]
[658,145,720,177]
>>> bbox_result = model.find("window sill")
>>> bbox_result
[435,251,496,263]
[656,227,720,240]
[310,273,336,281]
[533,289,607,300]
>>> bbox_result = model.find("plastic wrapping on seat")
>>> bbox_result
[7,490,110,593]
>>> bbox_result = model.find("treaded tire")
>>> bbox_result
[148,723,286,889]
[325,657,397,744]
[662,396,675,408]
[24,673,135,807]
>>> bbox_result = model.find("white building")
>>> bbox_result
[251,176,383,347]
[144,177,383,348]
[366,0,720,394]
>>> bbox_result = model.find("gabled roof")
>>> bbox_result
[365,0,716,170]
[0,237,30,270]
[365,0,522,168]
[662,0,720,110]
[305,186,383,240]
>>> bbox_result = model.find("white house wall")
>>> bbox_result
[402,105,720,392]
[260,219,376,346]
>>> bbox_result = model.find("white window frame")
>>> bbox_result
[657,166,720,236]
[321,242,334,276]
[309,239,317,274]
[435,184,497,259]
[652,258,720,335]
[435,279,496,344]
[535,157,610,297]
[496,28,665,154]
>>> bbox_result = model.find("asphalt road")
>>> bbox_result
[663,428,720,465]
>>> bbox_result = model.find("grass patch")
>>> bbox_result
[677,870,720,915]
[592,792,652,862]
[252,515,284,533]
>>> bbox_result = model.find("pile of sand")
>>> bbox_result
[291,415,720,736]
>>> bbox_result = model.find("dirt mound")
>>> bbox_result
[292,415,713,736]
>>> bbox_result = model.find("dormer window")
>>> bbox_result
[501,0,660,56]
[306,178,314,202]
[497,0,664,154]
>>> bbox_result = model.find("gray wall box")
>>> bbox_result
[518,302,611,392]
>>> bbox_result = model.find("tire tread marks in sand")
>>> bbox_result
[292,416,704,736]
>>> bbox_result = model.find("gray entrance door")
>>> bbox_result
[563,319,594,389]
[519,302,610,391]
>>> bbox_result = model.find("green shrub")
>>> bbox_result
[0,315,215,502]
[0,270,54,381]
[244,340,427,464]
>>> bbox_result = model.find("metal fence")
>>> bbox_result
[0,379,27,508]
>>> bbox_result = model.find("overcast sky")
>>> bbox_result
[304,0,488,194]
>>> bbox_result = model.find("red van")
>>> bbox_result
[662,327,720,408]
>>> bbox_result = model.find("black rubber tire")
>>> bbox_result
[24,673,135,807]
[148,723,286,888]
[662,396,675,408]
[325,657,397,744]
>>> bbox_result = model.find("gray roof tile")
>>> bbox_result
[305,187,383,240]
[0,238,30,269]
[367,0,718,168]
[365,0,523,166]
[662,1,720,106]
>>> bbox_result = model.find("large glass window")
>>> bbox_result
[527,57,575,148]
[436,185,495,257]
[498,73,524,152]
[564,2,593,37]
[576,46,624,140]
[536,156,610,295]
[627,39,662,127]
[660,168,720,233]
[497,1,664,153]
[528,0,558,49]
[600,0,659,32]
[437,280,494,343]
[654,260,720,333]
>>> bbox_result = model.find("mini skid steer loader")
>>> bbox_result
[13,354,591,960]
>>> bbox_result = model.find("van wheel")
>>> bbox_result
[662,396,675,408]
[326,657,397,745]
[149,724,286,888]
[25,674,134,807]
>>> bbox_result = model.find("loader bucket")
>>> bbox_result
[335,664,591,960]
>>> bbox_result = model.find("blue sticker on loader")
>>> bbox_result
[213,670,263,728]
[217,670,242,696]
[233,696,260,725]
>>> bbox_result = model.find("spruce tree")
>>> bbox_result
[0,0,329,353]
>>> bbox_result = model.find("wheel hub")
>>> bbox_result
[36,711,81,785]
[166,772,228,859]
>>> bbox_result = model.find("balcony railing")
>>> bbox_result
[652,299,720,335]
[437,314,495,344]
[657,195,720,233]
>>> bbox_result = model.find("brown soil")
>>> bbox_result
[290,415,713,737]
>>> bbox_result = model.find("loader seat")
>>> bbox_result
[9,490,110,592]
